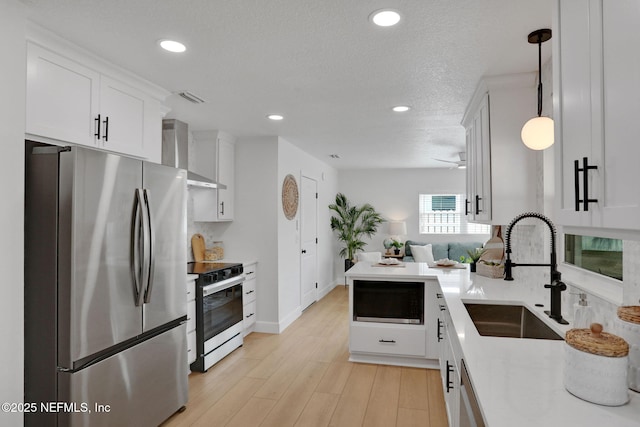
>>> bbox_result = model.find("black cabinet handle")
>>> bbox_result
[437,318,443,342]
[103,116,109,142]
[245,313,254,318]
[439,304,446,311]
[436,293,443,299]
[245,290,254,295]
[574,159,580,211]
[582,157,598,211]
[94,114,101,139]
[574,157,598,211]
[475,195,482,214]
[465,198,470,215]
[446,361,454,392]
[378,339,396,343]
[220,201,224,215]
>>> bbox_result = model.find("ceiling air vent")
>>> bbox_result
[177,91,207,104]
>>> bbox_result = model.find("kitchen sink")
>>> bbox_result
[463,303,564,340]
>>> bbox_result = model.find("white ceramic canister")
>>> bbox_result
[614,306,640,392]
[563,323,630,406]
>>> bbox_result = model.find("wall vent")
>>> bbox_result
[177,91,207,104]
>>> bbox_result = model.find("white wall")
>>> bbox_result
[0,1,26,425]
[336,167,489,280]
[277,138,339,329]
[201,136,338,333]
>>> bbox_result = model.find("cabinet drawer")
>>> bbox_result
[187,301,196,333]
[187,330,196,365]
[186,279,196,302]
[243,278,257,304]
[243,300,257,329]
[351,323,426,357]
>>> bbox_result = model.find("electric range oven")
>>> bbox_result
[188,262,244,372]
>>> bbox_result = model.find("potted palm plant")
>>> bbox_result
[329,193,385,271]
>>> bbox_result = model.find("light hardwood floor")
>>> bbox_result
[162,286,448,427]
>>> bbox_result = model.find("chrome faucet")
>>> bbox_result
[504,212,569,324]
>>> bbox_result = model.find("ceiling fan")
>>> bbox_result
[434,152,466,169]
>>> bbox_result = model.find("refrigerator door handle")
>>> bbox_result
[143,189,155,303]
[139,189,151,305]
[132,189,144,306]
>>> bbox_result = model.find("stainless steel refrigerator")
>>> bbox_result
[24,141,188,426]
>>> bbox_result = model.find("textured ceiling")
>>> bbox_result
[22,0,553,169]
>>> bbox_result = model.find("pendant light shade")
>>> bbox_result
[522,116,554,150]
[521,29,554,150]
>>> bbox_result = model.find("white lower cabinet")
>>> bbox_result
[350,323,427,357]
[242,262,258,336]
[186,277,196,367]
[437,291,460,427]
[348,279,439,367]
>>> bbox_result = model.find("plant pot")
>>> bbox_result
[470,262,477,272]
[394,249,400,255]
[345,258,354,272]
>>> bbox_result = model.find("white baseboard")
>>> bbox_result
[277,306,302,332]
[254,280,341,335]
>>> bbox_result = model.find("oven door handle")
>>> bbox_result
[202,275,245,296]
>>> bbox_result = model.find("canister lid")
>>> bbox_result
[617,306,640,325]
[565,323,629,357]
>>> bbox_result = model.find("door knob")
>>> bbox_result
[302,249,307,254]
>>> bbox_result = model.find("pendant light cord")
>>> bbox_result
[537,34,543,117]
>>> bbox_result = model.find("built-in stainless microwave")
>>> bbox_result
[353,280,424,324]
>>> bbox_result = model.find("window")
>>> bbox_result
[564,234,622,281]
[419,194,490,234]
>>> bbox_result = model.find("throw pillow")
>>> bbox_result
[410,244,435,266]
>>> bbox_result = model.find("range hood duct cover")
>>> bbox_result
[161,119,226,189]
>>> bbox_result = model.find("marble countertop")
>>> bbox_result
[346,262,640,427]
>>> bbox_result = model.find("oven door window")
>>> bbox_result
[202,284,243,341]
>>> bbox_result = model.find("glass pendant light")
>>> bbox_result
[521,29,554,150]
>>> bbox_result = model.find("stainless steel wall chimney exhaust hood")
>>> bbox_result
[161,119,226,189]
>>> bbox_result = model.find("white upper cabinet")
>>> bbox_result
[26,43,100,147]
[554,0,640,230]
[216,135,235,221]
[462,74,538,225]
[191,131,235,222]
[25,28,168,162]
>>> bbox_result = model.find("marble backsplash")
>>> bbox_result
[506,222,639,334]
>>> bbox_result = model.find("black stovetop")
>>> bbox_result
[187,262,243,275]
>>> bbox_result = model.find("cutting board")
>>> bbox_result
[480,225,504,262]
[191,233,205,262]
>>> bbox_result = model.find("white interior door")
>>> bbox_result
[300,176,318,311]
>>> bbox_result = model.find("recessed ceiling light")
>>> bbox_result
[159,40,186,53]
[392,106,411,112]
[370,9,401,27]
[267,114,284,121]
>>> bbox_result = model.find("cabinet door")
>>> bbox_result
[472,94,491,222]
[554,0,600,227]
[99,76,146,158]
[465,128,474,220]
[26,43,100,147]
[599,0,640,229]
[217,138,234,220]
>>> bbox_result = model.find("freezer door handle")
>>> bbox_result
[132,189,144,306]
[143,189,155,303]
